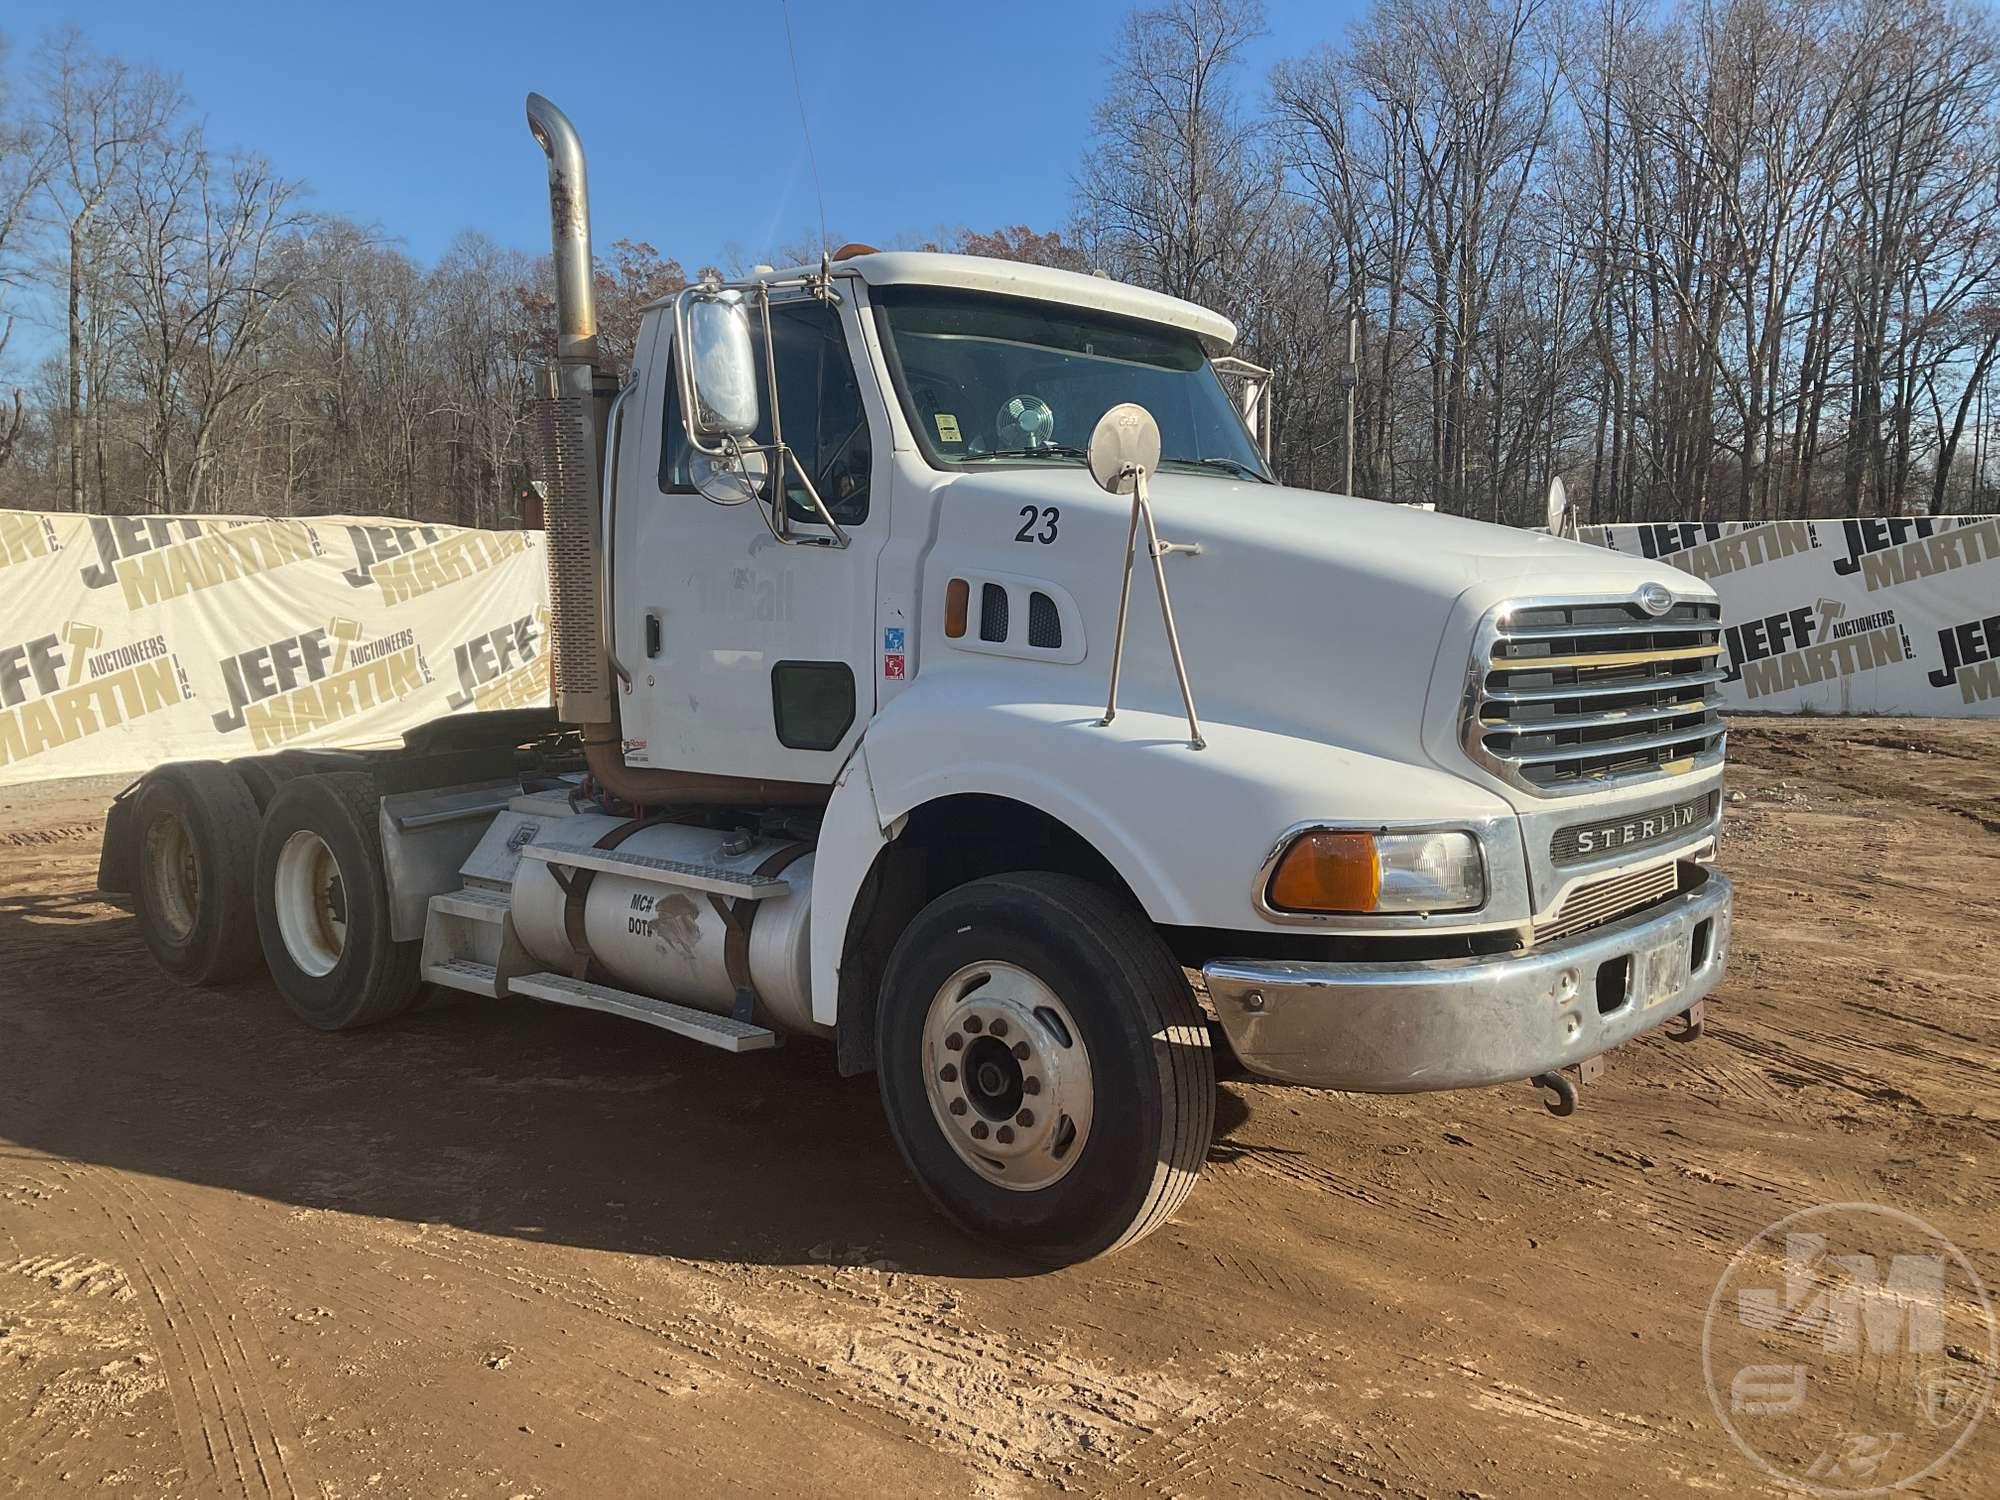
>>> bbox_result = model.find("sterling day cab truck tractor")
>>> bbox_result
[98,95,1734,1262]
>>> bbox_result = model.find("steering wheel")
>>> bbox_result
[995,394,1056,449]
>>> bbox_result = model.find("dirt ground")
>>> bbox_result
[1,720,1996,1498]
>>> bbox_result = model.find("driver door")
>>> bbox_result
[613,291,883,784]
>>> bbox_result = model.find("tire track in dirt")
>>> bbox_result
[69,1164,304,1499]
[376,1223,1290,1495]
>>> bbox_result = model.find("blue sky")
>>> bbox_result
[3,0,1356,278]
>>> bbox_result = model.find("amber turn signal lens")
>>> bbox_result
[1268,832,1381,913]
[944,577,969,638]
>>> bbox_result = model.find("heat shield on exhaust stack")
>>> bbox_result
[534,376,610,723]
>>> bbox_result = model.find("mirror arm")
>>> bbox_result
[753,284,791,543]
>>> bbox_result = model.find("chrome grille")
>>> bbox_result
[1467,596,1726,795]
[1535,861,1678,945]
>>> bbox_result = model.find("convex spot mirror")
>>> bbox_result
[684,292,759,441]
[691,447,769,506]
[1545,475,1571,537]
[1087,403,1162,495]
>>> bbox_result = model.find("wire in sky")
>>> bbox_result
[781,0,829,259]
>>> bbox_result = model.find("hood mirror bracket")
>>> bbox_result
[1088,403,1206,752]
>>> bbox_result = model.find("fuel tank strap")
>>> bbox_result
[555,816,661,980]
[709,842,815,1017]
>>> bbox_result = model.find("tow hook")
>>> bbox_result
[1666,1000,1706,1043]
[1531,1053,1605,1117]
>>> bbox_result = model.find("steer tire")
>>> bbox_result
[131,761,264,987]
[254,772,422,1031]
[876,872,1215,1264]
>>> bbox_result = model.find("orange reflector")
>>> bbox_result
[944,577,970,638]
[1268,832,1381,913]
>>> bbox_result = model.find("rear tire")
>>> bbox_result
[875,872,1214,1263]
[131,761,263,986]
[254,772,422,1031]
[231,753,303,814]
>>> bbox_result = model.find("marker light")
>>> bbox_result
[1268,830,1484,915]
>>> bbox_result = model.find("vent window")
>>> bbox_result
[979,583,1009,642]
[1028,591,1062,649]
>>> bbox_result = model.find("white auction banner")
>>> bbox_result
[0,510,550,785]
[1579,517,2000,715]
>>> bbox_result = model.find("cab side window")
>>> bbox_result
[658,299,871,526]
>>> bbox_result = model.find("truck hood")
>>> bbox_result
[925,467,1712,779]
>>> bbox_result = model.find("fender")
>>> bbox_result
[809,744,894,1028]
[810,674,1528,1028]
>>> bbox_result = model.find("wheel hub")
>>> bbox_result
[141,813,199,943]
[273,830,348,977]
[921,961,1094,1192]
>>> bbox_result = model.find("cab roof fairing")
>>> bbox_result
[645,251,1240,355]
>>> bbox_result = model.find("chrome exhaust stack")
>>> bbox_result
[525,92,614,725]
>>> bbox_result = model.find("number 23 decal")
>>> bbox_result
[1015,505,1059,544]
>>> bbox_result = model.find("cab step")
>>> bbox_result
[424,957,502,997]
[428,886,512,923]
[508,972,779,1052]
[518,840,791,900]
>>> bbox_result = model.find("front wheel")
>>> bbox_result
[875,872,1215,1263]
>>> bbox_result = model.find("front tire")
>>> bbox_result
[876,872,1215,1262]
[254,772,421,1031]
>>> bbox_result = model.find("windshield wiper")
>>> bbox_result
[1165,455,1271,483]
[968,444,1088,461]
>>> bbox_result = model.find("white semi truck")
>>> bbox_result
[97,96,1733,1262]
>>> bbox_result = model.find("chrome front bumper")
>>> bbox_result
[1203,867,1732,1092]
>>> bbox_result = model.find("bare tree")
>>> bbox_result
[31,28,178,510]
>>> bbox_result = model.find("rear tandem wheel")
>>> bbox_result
[253,772,423,1031]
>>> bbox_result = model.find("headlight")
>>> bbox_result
[1267,829,1485,915]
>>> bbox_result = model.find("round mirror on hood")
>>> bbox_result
[1087,403,1162,495]
[1545,475,1570,537]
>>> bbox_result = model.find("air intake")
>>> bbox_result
[980,584,1009,643]
[1028,591,1062,649]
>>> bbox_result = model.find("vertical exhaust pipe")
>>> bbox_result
[522,92,827,807]
[525,94,599,376]
[525,93,612,726]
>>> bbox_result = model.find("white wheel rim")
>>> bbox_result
[921,961,1094,1193]
[141,813,198,943]
[273,830,347,977]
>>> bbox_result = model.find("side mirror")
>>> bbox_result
[681,292,759,441]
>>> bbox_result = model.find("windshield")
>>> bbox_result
[872,285,1271,482]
